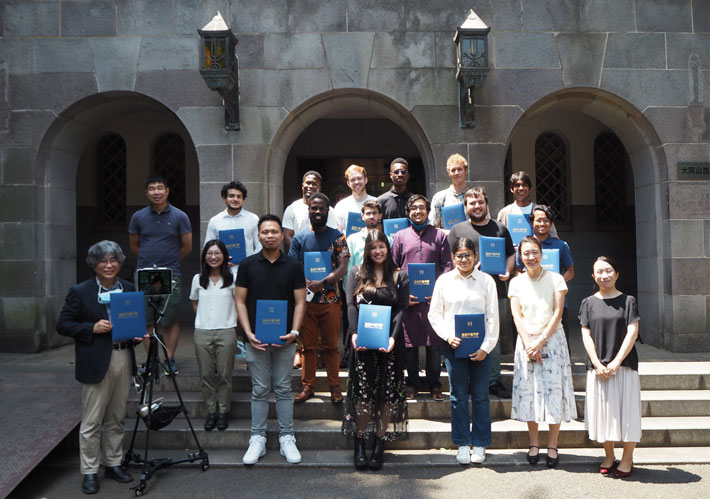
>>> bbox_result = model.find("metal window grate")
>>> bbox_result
[96,133,127,224]
[594,132,626,223]
[535,132,569,224]
[153,133,186,209]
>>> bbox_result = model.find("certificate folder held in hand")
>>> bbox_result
[383,218,408,237]
[454,313,485,359]
[479,236,506,276]
[304,251,331,281]
[346,212,366,237]
[541,248,560,274]
[508,214,532,246]
[356,304,391,350]
[110,292,146,342]
[441,203,466,230]
[255,300,287,345]
[219,228,247,264]
[408,263,436,302]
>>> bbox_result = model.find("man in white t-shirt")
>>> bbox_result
[282,170,337,252]
[496,171,558,241]
[333,164,376,233]
[429,153,468,229]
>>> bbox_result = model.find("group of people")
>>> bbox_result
[57,157,641,494]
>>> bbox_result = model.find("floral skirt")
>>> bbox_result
[342,347,408,441]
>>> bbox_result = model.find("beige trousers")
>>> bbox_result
[79,348,131,474]
[193,327,237,414]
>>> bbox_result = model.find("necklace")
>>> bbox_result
[528,269,544,282]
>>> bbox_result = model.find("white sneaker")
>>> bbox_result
[456,445,470,465]
[242,435,267,465]
[471,446,486,464]
[279,434,302,464]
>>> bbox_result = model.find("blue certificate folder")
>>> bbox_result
[109,292,146,342]
[304,251,331,280]
[255,300,288,345]
[454,313,486,359]
[542,248,560,274]
[346,212,366,237]
[479,236,507,276]
[508,214,532,246]
[441,203,466,230]
[356,304,391,350]
[383,218,408,237]
[219,229,247,264]
[408,263,436,302]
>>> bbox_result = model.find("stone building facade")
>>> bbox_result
[0,0,708,353]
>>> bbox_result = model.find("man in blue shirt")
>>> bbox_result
[129,176,192,374]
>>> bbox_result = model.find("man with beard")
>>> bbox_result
[283,171,337,251]
[377,158,413,219]
[288,193,350,403]
[448,187,515,399]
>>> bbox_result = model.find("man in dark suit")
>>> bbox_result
[57,240,143,494]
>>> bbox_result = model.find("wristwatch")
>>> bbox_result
[290,329,300,337]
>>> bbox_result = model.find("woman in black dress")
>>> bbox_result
[343,229,410,470]
[579,256,640,478]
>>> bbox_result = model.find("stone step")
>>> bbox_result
[123,416,710,451]
[147,366,710,393]
[127,389,710,421]
[138,446,710,468]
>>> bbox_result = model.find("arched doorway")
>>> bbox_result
[36,92,200,347]
[505,89,667,347]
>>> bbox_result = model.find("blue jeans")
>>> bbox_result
[246,342,296,437]
[445,346,492,447]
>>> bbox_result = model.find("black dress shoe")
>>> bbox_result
[217,412,229,431]
[82,473,99,494]
[204,412,218,431]
[354,437,368,470]
[368,436,385,470]
[104,465,133,483]
[527,446,540,465]
[546,448,560,468]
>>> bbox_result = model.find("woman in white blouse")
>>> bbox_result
[190,239,238,432]
[429,237,499,465]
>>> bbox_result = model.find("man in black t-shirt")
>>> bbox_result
[448,187,515,399]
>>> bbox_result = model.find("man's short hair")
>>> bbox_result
[308,192,331,208]
[361,199,382,214]
[446,153,468,171]
[302,170,323,184]
[257,214,283,231]
[389,157,409,170]
[144,175,167,190]
[406,193,430,213]
[86,240,126,268]
[510,171,532,188]
[344,164,367,180]
[532,204,555,222]
[464,186,488,205]
[221,181,248,200]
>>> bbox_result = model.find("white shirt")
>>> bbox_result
[189,274,237,330]
[428,268,500,354]
[205,208,261,254]
[333,193,376,233]
[282,198,337,235]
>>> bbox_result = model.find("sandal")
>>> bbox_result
[527,446,540,465]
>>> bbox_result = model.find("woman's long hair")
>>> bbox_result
[354,229,397,300]
[199,239,233,289]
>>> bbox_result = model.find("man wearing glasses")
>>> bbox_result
[448,187,515,399]
[376,158,413,219]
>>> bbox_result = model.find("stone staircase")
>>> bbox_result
[124,360,710,465]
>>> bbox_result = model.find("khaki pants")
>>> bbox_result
[193,328,236,414]
[80,349,131,474]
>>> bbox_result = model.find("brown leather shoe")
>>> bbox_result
[293,349,302,369]
[330,386,344,403]
[294,386,314,403]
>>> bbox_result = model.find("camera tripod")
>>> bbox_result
[123,297,208,496]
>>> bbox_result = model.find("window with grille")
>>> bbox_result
[535,132,570,225]
[96,133,127,224]
[153,133,186,209]
[594,132,627,224]
[504,144,513,205]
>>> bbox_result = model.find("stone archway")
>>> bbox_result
[264,89,436,213]
[33,91,199,349]
[506,88,667,347]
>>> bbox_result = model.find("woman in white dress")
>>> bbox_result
[509,236,576,468]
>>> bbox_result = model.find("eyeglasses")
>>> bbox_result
[392,169,408,175]
[409,205,427,212]
[98,258,119,266]
[205,251,223,257]
[454,252,474,261]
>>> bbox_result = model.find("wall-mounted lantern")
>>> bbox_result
[454,9,490,128]
[198,12,240,130]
